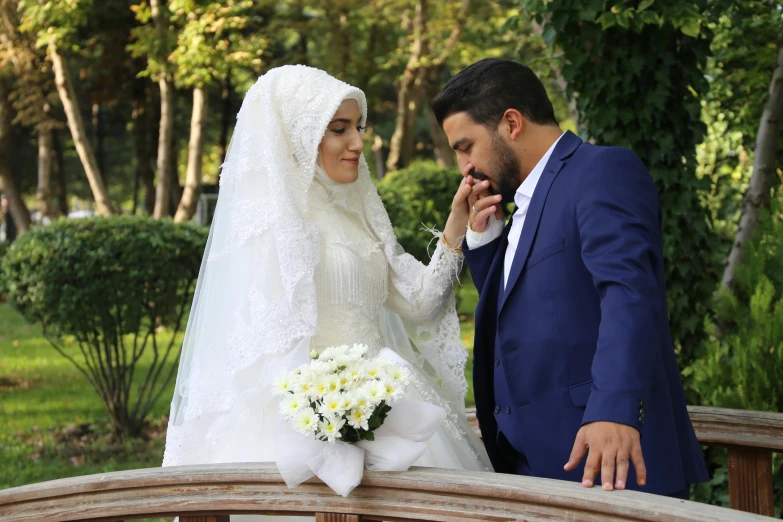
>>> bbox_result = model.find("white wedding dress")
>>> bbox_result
[161,65,491,522]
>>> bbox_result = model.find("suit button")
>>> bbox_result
[505,407,511,414]
[494,405,500,414]
[494,359,500,367]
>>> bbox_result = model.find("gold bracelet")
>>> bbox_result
[441,234,463,255]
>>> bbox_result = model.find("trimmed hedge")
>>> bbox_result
[2,216,208,437]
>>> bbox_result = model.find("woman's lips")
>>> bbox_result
[343,158,359,165]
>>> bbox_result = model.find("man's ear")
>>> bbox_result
[501,109,525,140]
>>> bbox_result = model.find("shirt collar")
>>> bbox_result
[514,132,564,207]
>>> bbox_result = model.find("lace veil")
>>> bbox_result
[163,65,471,466]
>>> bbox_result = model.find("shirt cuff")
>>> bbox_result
[465,215,504,250]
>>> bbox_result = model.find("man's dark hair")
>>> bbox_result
[431,58,558,130]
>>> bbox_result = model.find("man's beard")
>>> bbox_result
[472,133,521,205]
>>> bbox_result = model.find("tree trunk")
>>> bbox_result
[153,77,174,219]
[427,104,454,167]
[424,66,454,167]
[168,113,181,215]
[36,106,58,220]
[721,37,783,291]
[175,87,207,223]
[132,78,155,214]
[218,74,232,165]
[0,77,32,234]
[529,19,585,139]
[92,102,107,183]
[387,0,428,172]
[151,0,174,219]
[372,134,386,180]
[49,43,115,216]
[52,129,68,216]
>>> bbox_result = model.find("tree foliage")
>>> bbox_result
[518,0,721,367]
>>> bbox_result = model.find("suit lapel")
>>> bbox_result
[474,219,512,323]
[499,131,582,313]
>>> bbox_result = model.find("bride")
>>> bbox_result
[162,65,492,520]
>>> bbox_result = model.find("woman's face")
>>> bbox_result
[318,99,364,184]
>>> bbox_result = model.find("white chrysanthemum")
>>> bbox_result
[317,416,345,443]
[332,354,353,368]
[385,364,410,384]
[293,409,319,435]
[312,375,330,396]
[280,394,308,418]
[339,391,356,411]
[365,361,385,380]
[382,378,404,402]
[318,391,347,417]
[362,380,387,404]
[320,345,349,361]
[352,389,372,412]
[349,344,369,358]
[344,363,365,383]
[337,371,354,392]
[324,374,341,393]
[347,408,370,431]
[311,360,337,376]
[272,374,296,398]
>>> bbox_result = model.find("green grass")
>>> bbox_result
[0,304,177,493]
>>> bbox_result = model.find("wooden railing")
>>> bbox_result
[0,405,779,521]
[467,405,783,517]
[0,462,774,522]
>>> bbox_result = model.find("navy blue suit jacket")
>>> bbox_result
[463,131,709,495]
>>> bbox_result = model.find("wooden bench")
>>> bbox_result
[0,462,774,521]
[467,405,783,517]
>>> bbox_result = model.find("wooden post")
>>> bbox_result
[180,516,230,522]
[727,446,775,517]
[316,514,363,522]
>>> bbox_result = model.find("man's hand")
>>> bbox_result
[468,177,503,233]
[444,162,505,246]
[564,421,647,491]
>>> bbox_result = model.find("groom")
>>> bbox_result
[435,59,709,498]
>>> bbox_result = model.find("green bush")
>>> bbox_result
[0,240,8,299]
[690,197,783,411]
[2,216,208,438]
[376,161,463,263]
[687,195,783,514]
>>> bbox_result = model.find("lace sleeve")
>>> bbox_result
[384,232,463,324]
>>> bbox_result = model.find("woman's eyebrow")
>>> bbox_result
[328,118,357,125]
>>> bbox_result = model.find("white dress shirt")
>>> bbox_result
[465,133,564,289]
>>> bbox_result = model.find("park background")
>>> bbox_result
[0,0,782,518]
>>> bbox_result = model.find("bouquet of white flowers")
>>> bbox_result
[272,343,410,444]
[272,345,446,497]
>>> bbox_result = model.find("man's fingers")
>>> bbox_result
[470,206,497,232]
[630,442,647,486]
[582,448,601,488]
[471,194,502,213]
[564,429,587,472]
[600,447,618,491]
[467,180,490,207]
[615,449,630,490]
